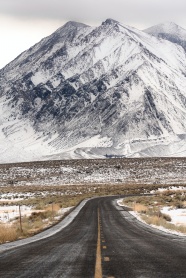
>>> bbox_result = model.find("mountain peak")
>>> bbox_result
[144,22,186,38]
[161,21,179,28]
[53,21,90,39]
[61,21,89,29]
[144,21,186,49]
[102,18,119,26]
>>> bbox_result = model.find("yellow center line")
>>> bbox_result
[94,208,102,278]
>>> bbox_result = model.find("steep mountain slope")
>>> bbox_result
[0,19,186,162]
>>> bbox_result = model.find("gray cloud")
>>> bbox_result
[1,0,186,29]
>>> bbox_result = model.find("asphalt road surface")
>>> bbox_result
[0,196,186,278]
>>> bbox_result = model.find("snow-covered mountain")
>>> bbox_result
[0,18,186,163]
[144,22,186,51]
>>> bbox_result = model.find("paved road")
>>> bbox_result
[0,196,186,278]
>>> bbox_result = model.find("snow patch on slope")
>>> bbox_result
[31,71,50,86]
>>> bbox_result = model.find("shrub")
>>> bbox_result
[161,213,172,222]
[0,224,20,243]
[29,211,54,221]
[175,202,184,209]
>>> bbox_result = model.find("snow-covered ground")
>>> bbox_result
[0,205,32,223]
[0,205,73,224]
[117,199,186,237]
[0,199,88,252]
[161,206,186,227]
[150,186,186,193]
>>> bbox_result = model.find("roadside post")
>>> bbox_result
[19,205,23,233]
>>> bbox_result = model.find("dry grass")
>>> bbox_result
[0,224,20,243]
[122,191,186,234]
[142,215,166,226]
[0,203,68,243]
[45,203,60,212]
[141,215,186,234]
[133,203,147,213]
[0,211,57,242]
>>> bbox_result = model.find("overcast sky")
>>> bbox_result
[1,0,186,69]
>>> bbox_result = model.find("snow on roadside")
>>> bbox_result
[161,206,186,227]
[0,205,33,223]
[117,199,186,237]
[0,205,74,223]
[150,186,186,193]
[58,207,73,214]
[55,207,74,220]
[0,199,88,252]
